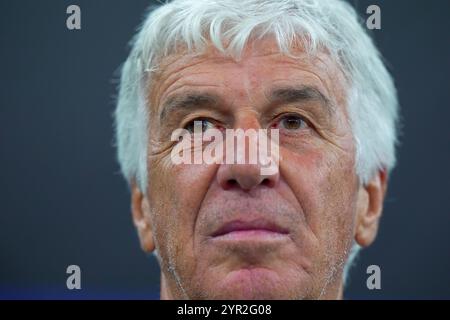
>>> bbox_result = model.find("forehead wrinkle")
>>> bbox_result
[258,51,346,103]
[152,45,292,107]
[150,56,224,110]
[273,63,336,98]
[160,71,219,103]
[270,85,336,118]
[155,51,239,87]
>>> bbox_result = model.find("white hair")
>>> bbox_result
[114,0,399,285]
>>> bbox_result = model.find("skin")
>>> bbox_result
[130,38,388,300]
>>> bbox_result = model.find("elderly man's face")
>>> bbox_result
[131,38,386,299]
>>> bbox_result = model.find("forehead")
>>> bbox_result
[150,38,348,114]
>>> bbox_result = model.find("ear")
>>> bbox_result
[131,182,155,253]
[354,169,388,247]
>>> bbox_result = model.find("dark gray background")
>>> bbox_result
[0,0,449,299]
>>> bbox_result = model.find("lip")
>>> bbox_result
[210,219,289,241]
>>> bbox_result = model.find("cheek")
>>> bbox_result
[280,144,357,243]
[147,160,218,257]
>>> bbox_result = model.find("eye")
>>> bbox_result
[277,115,308,131]
[184,119,216,133]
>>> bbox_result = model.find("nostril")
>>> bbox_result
[262,178,275,188]
[223,177,275,190]
[224,179,238,189]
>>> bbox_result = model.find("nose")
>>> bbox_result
[216,116,280,191]
[217,162,279,191]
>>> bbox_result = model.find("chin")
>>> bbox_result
[202,267,310,300]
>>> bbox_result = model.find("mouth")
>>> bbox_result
[210,219,289,241]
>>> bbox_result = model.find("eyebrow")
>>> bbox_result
[159,93,220,122]
[159,86,334,122]
[269,86,334,116]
